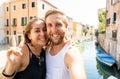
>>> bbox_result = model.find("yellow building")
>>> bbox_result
[4,0,57,45]
[72,22,83,41]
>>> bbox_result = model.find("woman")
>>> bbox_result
[1,18,48,79]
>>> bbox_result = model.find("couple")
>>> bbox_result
[1,9,86,79]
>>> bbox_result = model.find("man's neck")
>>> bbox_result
[50,41,67,56]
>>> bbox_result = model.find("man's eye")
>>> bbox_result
[47,24,52,27]
[56,23,62,27]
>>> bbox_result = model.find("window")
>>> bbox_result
[106,18,110,25]
[6,37,9,44]
[6,31,9,35]
[18,35,21,45]
[30,16,36,19]
[21,17,27,26]
[31,2,35,7]
[30,16,33,19]
[42,4,44,9]
[112,0,119,4]
[14,31,16,35]
[22,3,26,9]
[112,30,117,40]
[12,18,17,26]
[113,12,116,23]
[6,19,9,26]
[6,7,9,12]
[13,5,16,10]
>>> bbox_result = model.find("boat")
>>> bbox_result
[95,41,99,46]
[96,58,118,79]
[107,76,117,79]
[96,48,116,67]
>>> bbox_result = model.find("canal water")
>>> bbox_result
[78,40,120,79]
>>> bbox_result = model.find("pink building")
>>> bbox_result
[4,0,57,45]
[106,0,120,69]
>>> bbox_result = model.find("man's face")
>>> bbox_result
[46,14,67,45]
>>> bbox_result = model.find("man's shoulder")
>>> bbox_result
[66,43,80,57]
[65,43,82,66]
[68,43,79,51]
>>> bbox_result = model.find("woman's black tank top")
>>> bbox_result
[14,44,46,79]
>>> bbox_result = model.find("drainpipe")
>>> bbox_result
[28,0,29,22]
[9,2,11,36]
[9,1,12,45]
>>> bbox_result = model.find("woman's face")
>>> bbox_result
[28,20,48,47]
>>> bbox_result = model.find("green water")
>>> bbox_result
[78,40,120,79]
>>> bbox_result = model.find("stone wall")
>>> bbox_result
[98,33,119,69]
[104,39,110,54]
[98,34,105,49]
[116,25,120,69]
[98,34,117,58]
[109,40,117,59]
[116,44,120,69]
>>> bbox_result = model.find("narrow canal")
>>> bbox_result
[79,40,120,79]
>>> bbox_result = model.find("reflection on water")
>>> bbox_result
[96,58,118,79]
[78,40,120,79]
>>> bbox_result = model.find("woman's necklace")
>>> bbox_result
[36,56,44,66]
[36,56,41,66]
[30,43,44,66]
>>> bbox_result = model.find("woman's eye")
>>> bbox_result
[35,30,40,32]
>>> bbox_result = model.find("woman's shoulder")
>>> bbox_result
[20,43,30,55]
[19,43,30,71]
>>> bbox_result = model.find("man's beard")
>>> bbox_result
[50,36,64,46]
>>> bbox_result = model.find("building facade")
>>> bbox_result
[72,22,83,42]
[0,0,9,45]
[3,0,57,45]
[105,0,120,69]
[2,0,84,46]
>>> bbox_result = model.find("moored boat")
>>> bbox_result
[96,49,116,67]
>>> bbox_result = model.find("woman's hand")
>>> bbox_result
[5,47,23,74]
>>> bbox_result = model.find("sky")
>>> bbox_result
[47,0,106,28]
[0,0,9,5]
[0,0,106,28]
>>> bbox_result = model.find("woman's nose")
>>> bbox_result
[40,31,45,36]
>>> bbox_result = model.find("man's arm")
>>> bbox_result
[65,46,87,79]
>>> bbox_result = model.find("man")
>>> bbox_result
[45,9,87,79]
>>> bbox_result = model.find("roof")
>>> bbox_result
[41,0,57,9]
